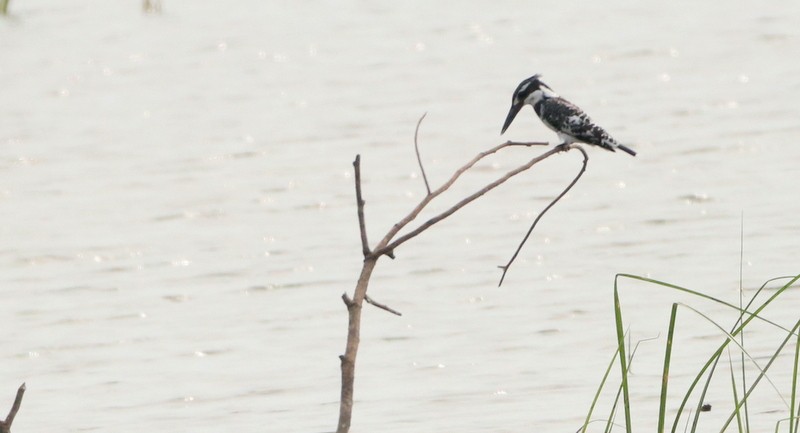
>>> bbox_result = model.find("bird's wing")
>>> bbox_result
[542,98,611,146]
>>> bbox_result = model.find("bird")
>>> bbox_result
[501,74,636,156]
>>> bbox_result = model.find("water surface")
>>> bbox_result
[2,1,799,432]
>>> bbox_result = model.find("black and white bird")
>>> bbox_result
[501,74,636,156]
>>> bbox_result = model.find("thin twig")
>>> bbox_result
[497,144,589,286]
[413,113,431,195]
[505,141,553,147]
[0,383,25,433]
[364,295,402,316]
[353,155,371,258]
[370,140,549,258]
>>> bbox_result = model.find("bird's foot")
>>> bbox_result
[555,142,571,152]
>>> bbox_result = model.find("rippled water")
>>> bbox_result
[2,1,800,432]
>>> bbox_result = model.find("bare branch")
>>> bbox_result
[337,258,379,433]
[497,144,589,286]
[372,141,552,257]
[353,155,371,258]
[341,292,355,308]
[0,383,25,433]
[338,138,581,433]
[413,113,431,195]
[365,295,402,316]
[505,141,553,147]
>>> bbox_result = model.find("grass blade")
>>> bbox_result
[613,281,633,433]
[791,329,800,433]
[609,273,799,433]
[776,418,794,433]
[690,353,720,433]
[582,347,620,433]
[604,383,623,433]
[679,303,790,409]
[602,333,657,433]
[727,349,745,433]
[719,318,800,433]
[659,303,678,433]
[629,274,800,433]
[616,274,798,335]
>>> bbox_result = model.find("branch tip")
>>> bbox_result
[1,382,26,431]
[414,112,432,195]
[365,295,402,316]
[353,154,371,257]
[341,293,354,307]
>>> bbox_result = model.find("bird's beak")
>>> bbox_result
[501,101,523,134]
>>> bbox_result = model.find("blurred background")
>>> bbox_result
[1,1,799,432]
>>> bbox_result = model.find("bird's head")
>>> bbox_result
[501,74,556,134]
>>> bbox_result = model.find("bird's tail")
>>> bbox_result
[601,135,637,156]
[616,144,637,157]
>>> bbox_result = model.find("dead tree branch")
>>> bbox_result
[497,144,589,286]
[365,295,402,316]
[353,155,371,258]
[336,125,585,433]
[413,113,431,195]
[337,255,378,433]
[0,383,25,433]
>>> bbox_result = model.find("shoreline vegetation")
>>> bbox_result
[581,273,800,433]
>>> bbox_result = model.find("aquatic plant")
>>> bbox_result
[581,274,800,433]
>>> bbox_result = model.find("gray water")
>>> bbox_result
[2,1,799,432]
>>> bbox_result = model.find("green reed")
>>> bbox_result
[580,273,800,433]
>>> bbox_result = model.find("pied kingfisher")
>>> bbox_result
[501,74,636,156]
